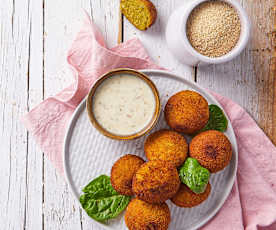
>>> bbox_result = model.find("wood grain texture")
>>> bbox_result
[197,0,275,141]
[123,0,195,81]
[25,0,44,229]
[0,0,31,229]
[272,0,276,144]
[43,0,119,230]
[0,0,275,229]
[79,1,121,229]
[43,1,83,229]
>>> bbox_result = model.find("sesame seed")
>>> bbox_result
[186,0,241,58]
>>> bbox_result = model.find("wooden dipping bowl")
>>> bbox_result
[86,68,161,140]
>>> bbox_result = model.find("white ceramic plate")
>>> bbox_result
[63,70,238,230]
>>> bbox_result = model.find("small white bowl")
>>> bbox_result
[166,0,251,66]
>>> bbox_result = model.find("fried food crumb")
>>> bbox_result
[111,154,145,196]
[190,130,232,173]
[133,160,180,203]
[125,198,171,230]
[165,90,209,134]
[144,129,188,167]
[171,183,211,208]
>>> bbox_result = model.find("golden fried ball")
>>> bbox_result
[133,160,180,203]
[125,198,171,230]
[164,90,209,134]
[144,129,188,167]
[171,183,211,208]
[111,154,145,196]
[189,130,232,173]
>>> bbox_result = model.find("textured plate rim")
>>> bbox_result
[63,69,238,230]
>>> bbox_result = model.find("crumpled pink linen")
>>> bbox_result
[202,92,276,230]
[22,13,162,175]
[22,13,276,230]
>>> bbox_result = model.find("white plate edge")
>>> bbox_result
[63,69,239,230]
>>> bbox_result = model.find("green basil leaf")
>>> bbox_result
[82,175,117,198]
[80,193,131,222]
[80,175,131,222]
[201,104,228,133]
[179,158,210,194]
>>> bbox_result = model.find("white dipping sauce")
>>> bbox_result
[92,74,156,136]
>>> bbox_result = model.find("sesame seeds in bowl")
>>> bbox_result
[186,0,241,58]
[166,0,250,65]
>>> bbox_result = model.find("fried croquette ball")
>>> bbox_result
[133,160,180,203]
[171,183,211,208]
[125,198,171,230]
[144,129,188,167]
[111,154,145,196]
[164,90,209,134]
[189,130,232,173]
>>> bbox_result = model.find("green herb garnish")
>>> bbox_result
[179,158,210,194]
[80,175,131,222]
[201,104,228,132]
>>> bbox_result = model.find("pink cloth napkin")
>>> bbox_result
[22,14,276,230]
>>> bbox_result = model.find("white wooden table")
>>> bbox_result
[0,0,275,229]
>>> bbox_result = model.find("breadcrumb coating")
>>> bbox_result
[125,198,171,230]
[190,130,232,173]
[144,129,188,167]
[165,90,209,134]
[133,160,180,203]
[171,183,211,208]
[111,154,145,196]
[120,0,157,30]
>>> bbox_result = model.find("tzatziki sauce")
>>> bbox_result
[92,74,156,136]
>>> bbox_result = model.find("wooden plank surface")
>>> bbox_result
[123,0,194,80]
[43,1,82,229]
[25,0,44,229]
[0,1,34,229]
[272,0,276,144]
[43,0,119,229]
[196,0,276,142]
[0,0,275,229]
